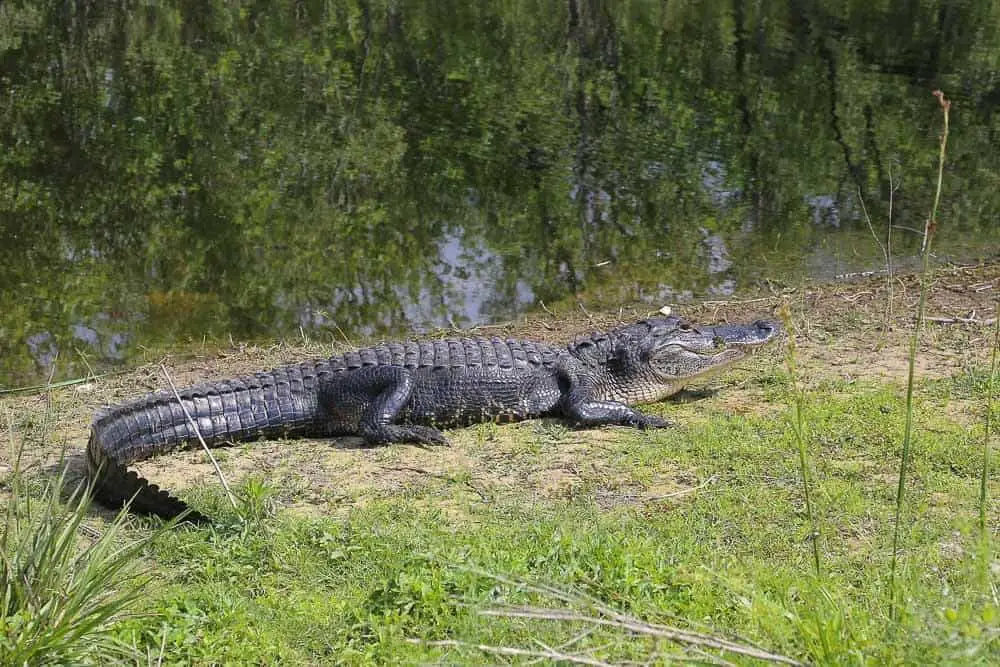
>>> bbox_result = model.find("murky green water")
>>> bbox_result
[2,0,999,386]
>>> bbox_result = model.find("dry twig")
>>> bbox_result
[479,606,802,665]
[454,567,804,666]
[404,638,614,666]
[646,475,718,501]
[926,316,997,326]
[160,364,238,512]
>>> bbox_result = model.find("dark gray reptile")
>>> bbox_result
[87,316,779,520]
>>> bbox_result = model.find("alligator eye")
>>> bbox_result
[678,321,692,331]
[712,336,726,350]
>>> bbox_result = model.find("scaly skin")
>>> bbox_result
[87,316,780,520]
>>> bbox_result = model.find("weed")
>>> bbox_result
[980,312,999,590]
[778,302,823,577]
[889,90,952,619]
[1,416,174,665]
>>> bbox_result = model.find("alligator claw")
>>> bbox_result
[407,425,450,446]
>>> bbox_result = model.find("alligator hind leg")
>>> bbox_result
[344,366,449,446]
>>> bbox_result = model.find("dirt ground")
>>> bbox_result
[2,261,997,519]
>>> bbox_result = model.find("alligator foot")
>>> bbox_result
[362,424,449,446]
[564,397,675,431]
[627,413,674,429]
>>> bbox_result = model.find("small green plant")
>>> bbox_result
[239,475,280,523]
[979,310,999,588]
[473,419,499,443]
[0,467,173,665]
[778,302,822,578]
[1,405,175,665]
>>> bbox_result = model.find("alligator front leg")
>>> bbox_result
[342,366,449,445]
[561,388,673,430]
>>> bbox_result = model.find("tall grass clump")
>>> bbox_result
[777,302,822,578]
[1,419,173,664]
[888,90,951,619]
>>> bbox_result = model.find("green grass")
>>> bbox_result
[2,345,996,664]
[37,368,985,665]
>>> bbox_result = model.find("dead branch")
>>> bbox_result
[479,606,803,666]
[405,638,614,666]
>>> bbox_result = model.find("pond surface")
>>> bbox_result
[2,0,999,387]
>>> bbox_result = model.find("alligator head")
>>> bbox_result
[573,315,782,405]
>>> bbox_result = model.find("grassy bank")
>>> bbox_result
[1,263,998,664]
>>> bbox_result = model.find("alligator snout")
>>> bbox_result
[745,319,782,346]
[752,319,782,338]
[708,319,782,346]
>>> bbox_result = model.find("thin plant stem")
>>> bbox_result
[160,364,239,512]
[887,162,896,324]
[778,304,822,577]
[0,371,122,396]
[858,192,891,334]
[888,90,951,620]
[981,310,999,552]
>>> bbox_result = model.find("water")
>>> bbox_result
[2,0,999,386]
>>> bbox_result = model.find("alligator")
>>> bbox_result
[87,316,780,520]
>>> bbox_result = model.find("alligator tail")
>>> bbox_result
[86,432,205,521]
[86,364,329,520]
